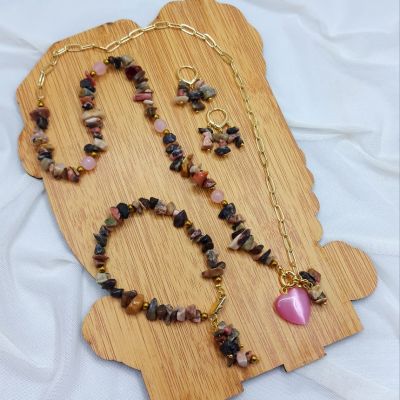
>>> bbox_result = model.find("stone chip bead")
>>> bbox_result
[96,272,110,284]
[146,298,158,321]
[101,279,116,290]
[156,304,168,320]
[121,290,137,308]
[218,203,236,220]
[176,307,186,322]
[116,203,130,219]
[126,293,144,315]
[202,267,224,279]
[236,350,248,368]
[173,210,188,228]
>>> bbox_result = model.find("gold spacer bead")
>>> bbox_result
[268,259,279,269]
[184,220,193,228]
[201,312,208,321]
[142,302,149,311]
[104,58,110,65]
[162,129,170,135]
[214,276,222,284]
[128,204,134,212]
[153,114,160,120]
[91,152,98,157]
[221,200,228,207]
[90,70,96,77]
[98,267,106,273]
[227,354,234,359]
[37,100,45,107]
[77,166,84,173]
[250,355,259,364]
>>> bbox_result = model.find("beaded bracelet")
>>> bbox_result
[29,58,121,181]
[93,196,258,368]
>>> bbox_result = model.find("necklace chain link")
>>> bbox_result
[35,21,298,272]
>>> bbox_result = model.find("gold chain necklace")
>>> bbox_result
[33,21,327,327]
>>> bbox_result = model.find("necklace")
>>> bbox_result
[32,21,327,325]
[93,196,258,368]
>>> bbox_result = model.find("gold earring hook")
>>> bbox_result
[177,65,198,86]
[207,108,229,130]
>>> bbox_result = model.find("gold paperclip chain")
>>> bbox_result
[35,21,299,274]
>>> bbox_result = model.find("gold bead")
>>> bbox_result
[214,276,222,284]
[98,267,106,273]
[250,355,259,364]
[77,166,84,173]
[128,204,134,212]
[268,258,279,269]
[153,114,160,120]
[104,58,110,65]
[162,129,170,135]
[201,312,208,321]
[37,100,45,107]
[184,220,193,228]
[221,200,228,207]
[91,152,98,157]
[142,302,149,311]
[90,70,96,77]
[227,354,234,359]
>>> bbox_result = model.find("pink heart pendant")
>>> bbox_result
[274,287,311,325]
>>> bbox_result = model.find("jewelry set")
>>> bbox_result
[29,22,327,369]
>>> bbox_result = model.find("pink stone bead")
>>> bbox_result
[80,156,96,171]
[134,93,153,102]
[93,61,107,76]
[154,118,167,133]
[210,189,224,204]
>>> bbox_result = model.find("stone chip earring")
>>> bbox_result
[174,65,217,112]
[199,108,244,156]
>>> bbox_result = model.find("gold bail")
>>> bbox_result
[207,107,229,130]
[177,65,198,85]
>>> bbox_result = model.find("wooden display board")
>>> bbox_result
[16,1,377,399]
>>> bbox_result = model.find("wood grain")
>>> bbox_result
[16,1,377,399]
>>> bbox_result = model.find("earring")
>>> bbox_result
[199,108,244,156]
[174,65,217,112]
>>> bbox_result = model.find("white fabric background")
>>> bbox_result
[0,0,398,399]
